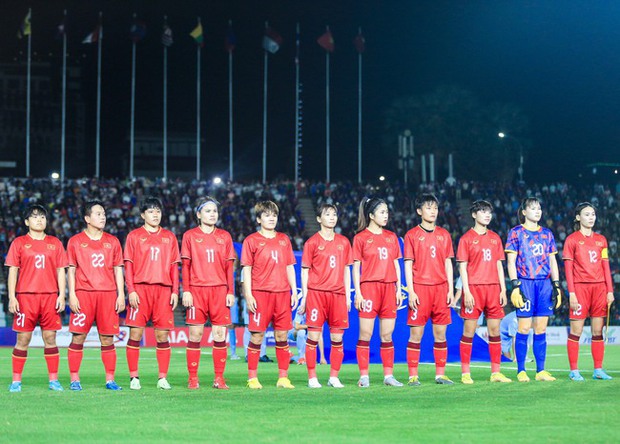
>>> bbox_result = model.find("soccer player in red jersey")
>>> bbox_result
[182,197,237,390]
[563,202,615,381]
[66,200,125,391]
[241,201,298,389]
[6,204,68,392]
[299,203,352,388]
[353,197,403,388]
[455,200,511,384]
[404,194,454,386]
[124,197,180,390]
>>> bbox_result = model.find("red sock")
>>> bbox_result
[12,348,27,382]
[407,342,420,377]
[247,342,261,379]
[126,339,141,378]
[44,347,60,381]
[306,338,318,379]
[434,341,447,376]
[101,345,116,381]
[356,340,370,376]
[156,341,171,379]
[460,336,473,374]
[68,342,84,381]
[212,340,227,379]
[275,341,290,378]
[489,335,501,373]
[567,334,580,371]
[380,341,394,376]
[186,340,201,378]
[591,335,605,369]
[330,340,344,377]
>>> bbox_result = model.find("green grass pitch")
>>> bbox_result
[0,345,618,443]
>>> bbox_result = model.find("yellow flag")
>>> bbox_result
[18,11,31,39]
[190,23,203,45]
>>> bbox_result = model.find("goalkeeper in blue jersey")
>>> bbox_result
[505,197,562,382]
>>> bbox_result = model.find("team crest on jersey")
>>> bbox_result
[24,244,32,249]
[162,238,170,244]
[195,238,204,243]
[103,243,112,249]
[596,241,603,247]
[216,238,225,244]
[80,242,89,248]
[437,235,444,241]
[386,237,395,243]
[47,244,56,250]
[542,235,548,239]
[279,240,287,246]
[337,245,344,251]
[491,239,497,245]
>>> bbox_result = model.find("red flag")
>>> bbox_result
[317,29,334,52]
[354,31,365,53]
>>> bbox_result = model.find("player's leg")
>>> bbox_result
[154,328,172,388]
[357,317,375,386]
[532,316,554,381]
[42,329,62,391]
[568,318,584,380]
[379,317,401,386]
[68,333,86,390]
[305,290,325,386]
[211,324,230,389]
[94,292,121,390]
[153,286,176,389]
[246,291,271,388]
[306,329,322,386]
[432,323,451,384]
[127,327,144,388]
[126,284,151,389]
[273,291,294,388]
[515,316,533,381]
[99,334,121,390]
[460,319,477,383]
[407,326,425,385]
[327,329,345,387]
[590,316,611,379]
[10,331,33,392]
[187,324,204,389]
[487,318,510,382]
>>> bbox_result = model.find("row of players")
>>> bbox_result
[4,194,614,392]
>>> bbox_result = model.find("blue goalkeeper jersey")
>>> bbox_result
[505,225,557,280]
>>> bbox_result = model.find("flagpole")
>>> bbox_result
[228,20,234,182]
[357,27,363,184]
[262,21,269,184]
[129,13,137,179]
[294,22,301,185]
[196,17,201,181]
[95,12,102,178]
[60,10,67,182]
[325,26,330,183]
[25,8,31,177]
[163,16,168,181]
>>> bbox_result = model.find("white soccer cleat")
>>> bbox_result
[307,377,322,389]
[157,377,172,390]
[327,377,344,388]
[130,377,141,390]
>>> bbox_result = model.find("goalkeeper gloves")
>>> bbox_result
[510,279,526,309]
[552,280,562,310]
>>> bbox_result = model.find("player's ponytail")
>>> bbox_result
[573,202,596,232]
[357,197,386,233]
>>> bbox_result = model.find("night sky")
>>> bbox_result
[2,0,620,183]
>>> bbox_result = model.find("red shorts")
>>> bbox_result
[408,282,451,326]
[69,290,120,335]
[13,293,61,332]
[186,285,230,326]
[126,284,175,329]
[358,281,398,320]
[248,290,292,332]
[570,282,608,320]
[306,289,349,330]
[460,284,505,320]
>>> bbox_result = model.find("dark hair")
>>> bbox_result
[518,196,541,224]
[254,200,279,219]
[140,197,163,213]
[22,203,48,221]
[316,203,338,218]
[573,202,596,232]
[357,197,387,233]
[415,193,439,210]
[82,200,106,219]
[194,196,221,222]
[470,199,493,215]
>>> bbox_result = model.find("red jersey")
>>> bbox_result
[352,229,401,283]
[241,231,296,292]
[456,228,504,285]
[5,234,68,293]
[302,232,352,293]
[562,231,609,284]
[67,231,123,292]
[181,227,236,288]
[404,225,454,285]
[124,226,180,287]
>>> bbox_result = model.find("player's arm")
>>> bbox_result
[225,259,235,307]
[459,261,474,310]
[67,266,80,313]
[299,267,309,314]
[506,252,517,281]
[169,261,179,310]
[404,259,418,310]
[549,253,562,309]
[344,265,352,311]
[7,266,19,313]
[287,264,298,309]
[56,267,67,313]
[125,260,139,308]
[181,258,193,307]
[496,260,507,307]
[295,319,307,330]
[506,252,525,308]
[353,261,364,310]
[445,257,454,306]
[243,266,257,313]
[114,265,126,313]
[394,258,403,306]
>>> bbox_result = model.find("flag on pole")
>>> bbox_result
[225,22,236,53]
[262,27,282,54]
[55,16,66,40]
[82,26,101,44]
[130,19,147,43]
[17,11,31,39]
[161,24,173,47]
[190,22,204,46]
[354,30,365,53]
[317,28,335,52]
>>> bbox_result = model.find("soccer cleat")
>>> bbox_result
[461,373,474,385]
[49,380,64,391]
[212,377,230,390]
[157,377,172,390]
[490,372,512,383]
[276,377,295,389]
[535,370,556,382]
[308,377,322,388]
[130,377,142,390]
[592,369,613,380]
[187,377,200,390]
[297,357,306,365]
[407,376,421,386]
[517,371,530,382]
[230,354,241,361]
[569,370,584,382]
[383,376,404,387]
[259,355,274,363]
[8,382,22,393]
[435,375,454,385]
[105,381,123,391]
[69,381,83,391]
[357,375,370,388]
[247,378,263,390]
[327,377,344,388]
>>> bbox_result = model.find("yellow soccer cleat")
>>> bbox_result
[461,373,474,385]
[276,377,295,389]
[517,371,530,382]
[247,378,263,390]
[535,370,556,382]
[490,372,512,383]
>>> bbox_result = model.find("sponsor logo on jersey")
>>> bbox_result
[418,236,425,241]
[579,241,585,245]
[367,238,373,243]
[195,238,204,243]
[318,245,325,250]
[24,244,32,249]
[140,237,147,243]
[80,242,89,248]
[259,241,266,247]
[472,239,479,244]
